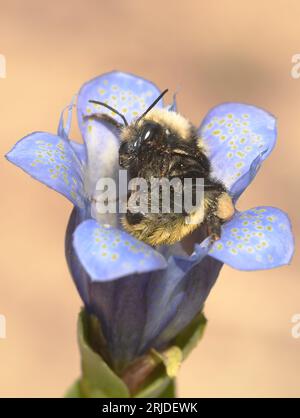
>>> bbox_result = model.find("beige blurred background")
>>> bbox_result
[0,0,299,398]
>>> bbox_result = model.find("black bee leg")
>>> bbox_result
[206,214,222,243]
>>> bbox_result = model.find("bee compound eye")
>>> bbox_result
[142,128,152,140]
[140,122,160,143]
[119,140,129,155]
[131,137,141,152]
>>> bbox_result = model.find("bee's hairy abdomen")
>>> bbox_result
[122,212,205,246]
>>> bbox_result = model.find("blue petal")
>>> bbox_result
[75,111,120,199]
[152,255,222,349]
[65,208,151,370]
[139,245,221,352]
[56,99,87,165]
[172,243,210,272]
[198,103,276,200]
[65,207,92,307]
[69,140,86,165]
[87,273,151,371]
[66,209,221,369]
[208,207,294,270]
[165,92,178,112]
[76,72,164,199]
[57,98,76,140]
[73,219,167,282]
[6,132,85,207]
[77,71,163,128]
[138,256,189,353]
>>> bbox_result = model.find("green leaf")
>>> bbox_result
[78,310,130,398]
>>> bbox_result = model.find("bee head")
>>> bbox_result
[120,108,195,165]
[88,90,196,171]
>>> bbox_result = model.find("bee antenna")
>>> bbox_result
[136,89,169,122]
[88,100,129,126]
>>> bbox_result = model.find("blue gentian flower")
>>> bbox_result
[6,71,294,372]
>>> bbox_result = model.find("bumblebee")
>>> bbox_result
[89,90,234,246]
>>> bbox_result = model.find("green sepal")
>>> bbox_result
[66,310,130,398]
[65,309,207,398]
[159,380,176,398]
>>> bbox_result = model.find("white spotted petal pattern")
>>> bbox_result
[199,103,277,200]
[6,132,85,208]
[73,219,167,281]
[209,207,294,270]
